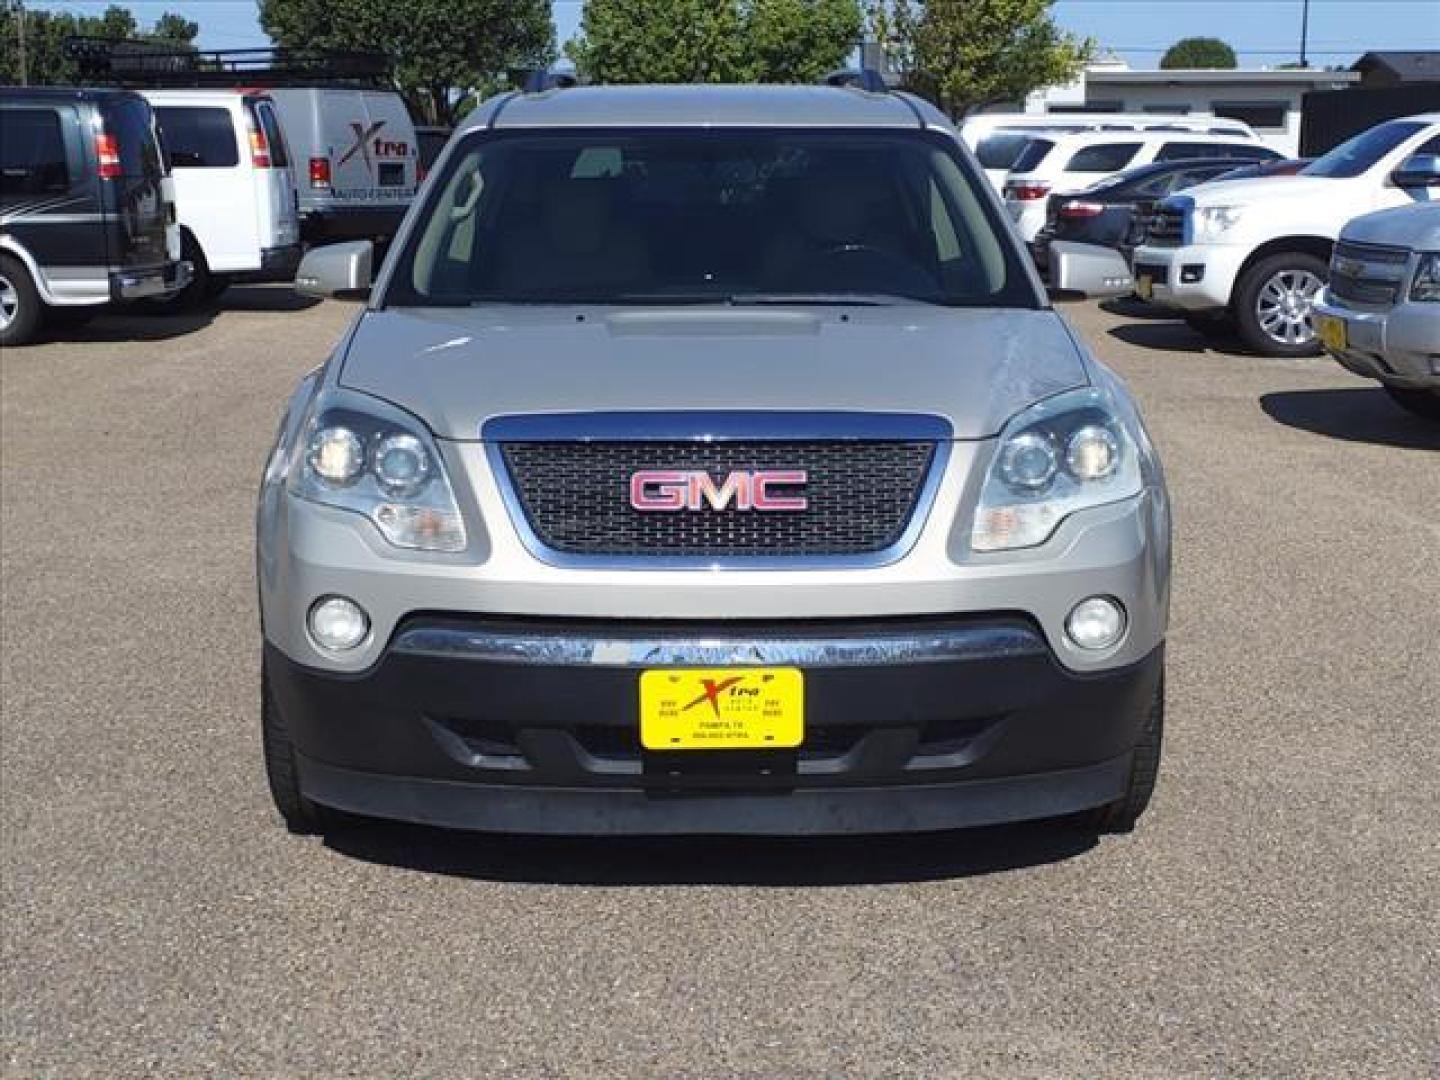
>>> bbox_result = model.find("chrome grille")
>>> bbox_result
[1330,240,1410,309]
[498,440,936,559]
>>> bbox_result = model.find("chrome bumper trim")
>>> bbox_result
[390,621,1048,668]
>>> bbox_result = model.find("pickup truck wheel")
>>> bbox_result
[262,659,353,834]
[1235,252,1327,357]
[1385,386,1440,420]
[0,255,43,347]
[1089,670,1164,834]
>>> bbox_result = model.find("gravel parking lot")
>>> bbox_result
[3,290,1437,1077]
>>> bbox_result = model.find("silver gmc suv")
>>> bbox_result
[258,78,1172,838]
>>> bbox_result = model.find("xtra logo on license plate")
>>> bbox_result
[639,668,803,750]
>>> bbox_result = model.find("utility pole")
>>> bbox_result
[17,0,29,85]
[1299,0,1310,69]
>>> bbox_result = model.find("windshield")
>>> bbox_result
[387,129,1035,309]
[1301,121,1425,179]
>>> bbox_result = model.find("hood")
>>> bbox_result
[1341,201,1440,250]
[339,305,1089,441]
[1182,174,1339,206]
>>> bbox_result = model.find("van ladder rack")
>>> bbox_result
[62,37,392,89]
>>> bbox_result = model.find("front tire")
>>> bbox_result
[262,658,350,834]
[0,254,44,347]
[1091,670,1164,834]
[1234,252,1328,357]
[1385,386,1440,420]
[149,232,212,312]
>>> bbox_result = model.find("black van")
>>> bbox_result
[0,87,191,346]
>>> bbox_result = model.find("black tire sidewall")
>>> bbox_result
[1234,252,1328,358]
[0,254,44,347]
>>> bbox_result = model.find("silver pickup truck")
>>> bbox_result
[1314,200,1440,420]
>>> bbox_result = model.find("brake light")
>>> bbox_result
[309,156,332,189]
[96,132,122,178]
[1058,200,1105,219]
[248,127,272,168]
[1007,182,1051,201]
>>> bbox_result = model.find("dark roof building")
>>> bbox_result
[1352,51,1440,87]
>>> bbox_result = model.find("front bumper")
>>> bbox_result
[269,619,1163,835]
[111,259,193,302]
[1047,241,1134,298]
[1132,243,1246,312]
[1314,296,1440,391]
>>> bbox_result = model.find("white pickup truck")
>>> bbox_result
[1129,113,1440,357]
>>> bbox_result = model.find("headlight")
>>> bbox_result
[1412,253,1440,302]
[288,391,466,552]
[972,387,1144,552]
[1191,205,1243,243]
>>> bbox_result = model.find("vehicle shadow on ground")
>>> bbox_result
[219,284,322,313]
[1099,297,1175,321]
[1107,320,1252,359]
[321,818,1100,886]
[1260,389,1440,451]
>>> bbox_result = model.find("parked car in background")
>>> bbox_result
[1314,201,1440,419]
[259,78,1171,839]
[145,89,301,307]
[1213,157,1312,182]
[1005,132,1280,243]
[1132,114,1440,356]
[266,87,419,245]
[1031,157,1271,276]
[414,125,451,182]
[960,112,1261,191]
[0,86,189,346]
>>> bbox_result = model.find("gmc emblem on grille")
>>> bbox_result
[629,469,808,512]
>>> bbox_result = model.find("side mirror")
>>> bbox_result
[295,240,373,300]
[1390,153,1440,189]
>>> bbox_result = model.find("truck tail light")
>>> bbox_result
[1007,182,1051,201]
[309,156,332,189]
[96,132,123,178]
[1058,200,1105,219]
[248,127,273,168]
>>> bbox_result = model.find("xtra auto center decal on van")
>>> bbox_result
[334,119,415,202]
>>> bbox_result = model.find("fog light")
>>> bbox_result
[1066,596,1126,651]
[308,596,369,651]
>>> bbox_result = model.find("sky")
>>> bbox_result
[26,0,1440,69]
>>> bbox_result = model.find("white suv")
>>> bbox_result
[146,89,302,306]
[1131,114,1440,356]
[1004,131,1279,243]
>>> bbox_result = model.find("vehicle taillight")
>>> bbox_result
[96,132,123,178]
[249,126,273,168]
[1058,200,1105,219]
[309,156,332,189]
[1007,182,1051,201]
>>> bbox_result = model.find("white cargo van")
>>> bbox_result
[145,89,301,306]
[265,88,419,245]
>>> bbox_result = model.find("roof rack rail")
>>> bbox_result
[822,68,889,93]
[62,36,391,88]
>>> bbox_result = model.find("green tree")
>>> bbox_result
[566,0,862,84]
[1,3,199,85]
[1160,36,1237,70]
[260,0,553,125]
[870,0,1092,116]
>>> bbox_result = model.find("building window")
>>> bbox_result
[1212,101,1288,130]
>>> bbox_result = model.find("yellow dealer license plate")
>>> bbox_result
[1135,274,1153,301]
[640,667,803,751]
[1316,313,1348,351]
